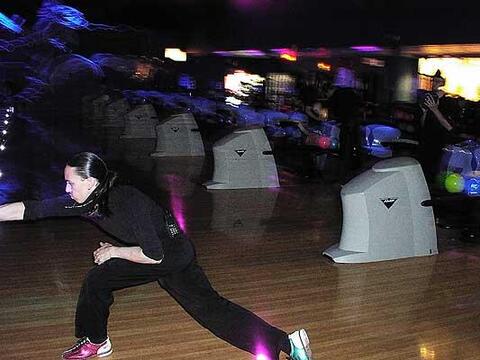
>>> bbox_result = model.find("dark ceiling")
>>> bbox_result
[2,0,478,50]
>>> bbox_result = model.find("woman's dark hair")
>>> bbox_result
[67,152,117,217]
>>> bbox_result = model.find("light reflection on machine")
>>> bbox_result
[361,124,401,158]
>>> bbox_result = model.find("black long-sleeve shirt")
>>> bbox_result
[418,95,461,181]
[23,185,176,261]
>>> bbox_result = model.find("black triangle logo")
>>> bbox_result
[171,126,180,132]
[381,198,398,209]
[233,219,243,227]
[235,149,247,157]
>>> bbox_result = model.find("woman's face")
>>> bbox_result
[432,76,445,90]
[64,165,97,203]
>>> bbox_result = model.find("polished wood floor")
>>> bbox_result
[2,143,480,360]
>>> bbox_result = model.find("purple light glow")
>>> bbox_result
[212,51,230,57]
[334,67,356,88]
[232,0,271,11]
[170,196,186,232]
[270,48,293,54]
[299,48,331,57]
[255,343,270,360]
[213,49,267,57]
[164,174,187,233]
[37,3,89,30]
[234,0,254,4]
[256,355,269,360]
[270,48,297,60]
[351,45,383,52]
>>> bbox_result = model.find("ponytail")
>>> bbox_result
[67,152,118,217]
[89,170,118,217]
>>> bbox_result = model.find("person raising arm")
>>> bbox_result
[424,93,454,131]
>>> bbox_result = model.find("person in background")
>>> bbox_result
[327,85,362,181]
[305,101,327,123]
[418,70,461,183]
[0,152,313,360]
[298,72,319,112]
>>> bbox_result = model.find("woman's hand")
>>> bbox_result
[424,93,439,111]
[93,243,163,265]
[93,242,117,265]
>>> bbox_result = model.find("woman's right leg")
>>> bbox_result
[74,259,167,343]
[75,237,194,343]
[64,259,181,360]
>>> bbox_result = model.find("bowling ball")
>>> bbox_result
[464,177,480,196]
[318,136,331,149]
[444,172,465,193]
[435,170,452,188]
[330,138,339,150]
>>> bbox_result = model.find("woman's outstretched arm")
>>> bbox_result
[0,202,25,221]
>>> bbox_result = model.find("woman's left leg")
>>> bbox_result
[158,260,290,360]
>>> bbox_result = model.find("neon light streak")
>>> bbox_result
[0,12,22,33]
[351,45,383,52]
[38,4,89,30]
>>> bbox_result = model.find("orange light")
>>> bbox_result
[280,53,297,62]
[133,63,154,80]
[317,62,331,71]
[419,57,480,101]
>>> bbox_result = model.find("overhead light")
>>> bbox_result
[419,57,480,101]
[164,48,187,62]
[272,48,297,61]
[361,58,385,67]
[280,53,297,61]
[317,62,331,71]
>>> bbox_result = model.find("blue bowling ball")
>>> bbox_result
[464,177,480,196]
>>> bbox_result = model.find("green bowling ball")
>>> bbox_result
[444,172,465,193]
[435,171,451,188]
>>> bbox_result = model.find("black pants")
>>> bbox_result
[339,121,360,180]
[75,237,288,359]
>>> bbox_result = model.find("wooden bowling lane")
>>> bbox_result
[2,154,480,359]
